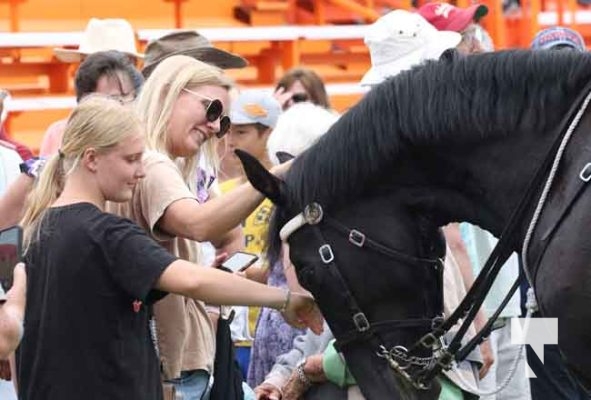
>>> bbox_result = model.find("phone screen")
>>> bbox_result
[0,226,23,297]
[221,252,259,273]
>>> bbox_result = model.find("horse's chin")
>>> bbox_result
[342,343,441,400]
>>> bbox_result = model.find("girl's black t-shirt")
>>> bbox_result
[18,202,176,400]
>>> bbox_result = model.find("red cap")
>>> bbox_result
[418,2,488,32]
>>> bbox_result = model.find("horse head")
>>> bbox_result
[238,149,444,399]
[240,50,591,396]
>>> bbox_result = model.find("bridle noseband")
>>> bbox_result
[280,202,446,389]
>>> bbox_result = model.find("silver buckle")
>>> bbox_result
[348,229,366,247]
[319,244,334,264]
[303,203,324,225]
[580,163,591,182]
[353,312,370,332]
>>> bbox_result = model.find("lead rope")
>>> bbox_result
[521,89,591,288]
[451,89,591,397]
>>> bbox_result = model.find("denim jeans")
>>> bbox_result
[167,369,211,400]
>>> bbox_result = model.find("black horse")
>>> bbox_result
[238,50,591,399]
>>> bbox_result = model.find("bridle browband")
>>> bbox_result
[280,202,445,390]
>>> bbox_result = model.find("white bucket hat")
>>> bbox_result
[54,18,143,63]
[361,10,461,86]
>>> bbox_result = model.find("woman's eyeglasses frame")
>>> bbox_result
[183,88,231,138]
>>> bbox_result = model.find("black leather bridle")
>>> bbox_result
[279,202,446,389]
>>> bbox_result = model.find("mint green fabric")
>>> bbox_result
[322,340,466,399]
[322,339,357,388]
[437,375,465,400]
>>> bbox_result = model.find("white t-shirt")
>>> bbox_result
[0,141,22,195]
[0,142,22,301]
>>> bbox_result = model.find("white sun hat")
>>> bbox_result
[53,18,143,63]
[361,10,461,86]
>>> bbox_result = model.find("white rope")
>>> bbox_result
[451,91,591,396]
[521,89,591,287]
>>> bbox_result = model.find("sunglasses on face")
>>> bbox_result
[182,88,231,138]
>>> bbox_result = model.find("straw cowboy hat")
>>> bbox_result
[53,18,143,63]
[141,30,247,77]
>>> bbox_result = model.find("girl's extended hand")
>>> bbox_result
[281,291,324,335]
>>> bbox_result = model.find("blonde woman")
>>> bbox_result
[108,55,295,399]
[17,96,321,400]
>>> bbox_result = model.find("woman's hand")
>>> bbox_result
[254,382,282,400]
[281,291,324,335]
[0,263,26,359]
[478,338,495,379]
[210,253,228,269]
[302,354,326,382]
[273,86,294,110]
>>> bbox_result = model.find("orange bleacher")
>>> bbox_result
[2,0,591,154]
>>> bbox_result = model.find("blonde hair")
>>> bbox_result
[21,96,142,249]
[135,55,233,190]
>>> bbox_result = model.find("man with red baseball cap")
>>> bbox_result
[418,2,492,54]
[418,2,488,32]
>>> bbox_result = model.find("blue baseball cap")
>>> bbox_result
[230,90,281,129]
[531,26,586,51]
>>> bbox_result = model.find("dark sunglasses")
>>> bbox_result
[291,93,309,103]
[183,88,231,138]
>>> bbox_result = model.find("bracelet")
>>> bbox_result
[279,289,291,314]
[295,358,312,386]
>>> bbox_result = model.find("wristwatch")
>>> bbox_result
[295,358,312,386]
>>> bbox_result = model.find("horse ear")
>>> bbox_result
[235,149,286,206]
[439,48,461,63]
[276,151,295,164]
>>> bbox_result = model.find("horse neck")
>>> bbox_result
[408,130,558,241]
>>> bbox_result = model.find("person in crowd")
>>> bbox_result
[217,90,283,383]
[0,90,33,161]
[0,264,25,361]
[0,128,27,400]
[274,68,331,111]
[39,50,143,157]
[360,10,460,86]
[16,95,322,400]
[531,26,586,51]
[418,2,492,54]
[141,30,247,78]
[247,102,340,390]
[108,54,302,400]
[53,18,143,64]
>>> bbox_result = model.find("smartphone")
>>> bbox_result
[0,226,23,298]
[220,251,259,273]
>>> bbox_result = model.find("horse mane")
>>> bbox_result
[267,50,591,261]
